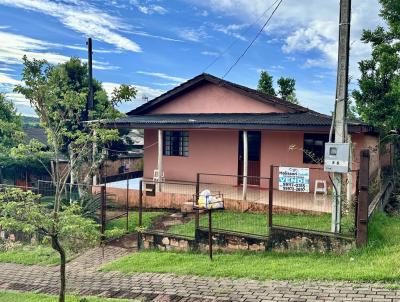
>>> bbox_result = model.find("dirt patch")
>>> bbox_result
[106,233,138,250]
[148,212,196,232]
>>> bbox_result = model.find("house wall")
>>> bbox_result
[144,129,238,182]
[351,133,380,178]
[149,83,288,114]
[143,129,380,194]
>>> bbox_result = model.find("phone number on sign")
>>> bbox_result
[280,184,308,192]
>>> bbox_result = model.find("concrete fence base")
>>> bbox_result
[140,227,354,254]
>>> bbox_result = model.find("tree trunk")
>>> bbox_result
[51,235,66,302]
[69,150,75,203]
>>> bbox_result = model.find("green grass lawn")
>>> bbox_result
[0,245,59,265]
[0,290,134,302]
[169,211,354,237]
[103,211,400,282]
[104,211,165,239]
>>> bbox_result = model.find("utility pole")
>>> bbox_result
[87,38,97,185]
[332,0,351,233]
[87,37,94,113]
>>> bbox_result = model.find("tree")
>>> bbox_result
[0,93,25,182]
[14,56,137,196]
[277,77,299,104]
[0,188,99,302]
[352,0,400,133]
[257,70,276,96]
[0,93,24,150]
[12,56,136,302]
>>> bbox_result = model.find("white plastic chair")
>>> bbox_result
[314,180,327,196]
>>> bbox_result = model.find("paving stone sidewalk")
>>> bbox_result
[0,246,399,301]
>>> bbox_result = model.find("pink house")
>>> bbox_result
[105,73,379,197]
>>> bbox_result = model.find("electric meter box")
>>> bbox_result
[323,143,351,173]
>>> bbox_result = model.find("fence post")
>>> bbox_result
[356,149,370,248]
[138,180,143,227]
[195,173,200,230]
[100,185,106,241]
[126,173,129,232]
[268,165,274,229]
[353,170,359,237]
[137,180,143,250]
[208,209,213,260]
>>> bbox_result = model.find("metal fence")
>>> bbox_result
[0,181,130,243]
[136,179,197,239]
[197,173,270,237]
[134,167,361,240]
[270,166,358,236]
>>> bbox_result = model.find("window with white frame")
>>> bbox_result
[163,131,189,157]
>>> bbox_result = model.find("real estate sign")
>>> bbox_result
[278,167,310,193]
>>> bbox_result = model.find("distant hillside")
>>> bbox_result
[22,116,39,126]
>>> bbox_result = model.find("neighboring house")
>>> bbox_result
[23,126,48,146]
[104,73,380,195]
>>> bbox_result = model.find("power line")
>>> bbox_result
[202,0,281,73]
[221,0,284,79]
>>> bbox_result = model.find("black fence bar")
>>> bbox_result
[269,165,273,229]
[208,210,212,260]
[195,173,200,230]
[137,180,143,250]
[126,174,129,232]
[100,185,106,241]
[356,149,370,247]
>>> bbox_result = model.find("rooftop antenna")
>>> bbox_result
[142,95,149,102]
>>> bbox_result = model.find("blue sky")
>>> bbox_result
[0,0,383,116]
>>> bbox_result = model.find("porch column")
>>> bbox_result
[242,130,248,200]
[157,129,163,192]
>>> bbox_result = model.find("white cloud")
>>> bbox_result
[0,30,119,71]
[130,0,168,15]
[125,30,183,42]
[151,82,178,87]
[0,72,21,85]
[198,10,209,17]
[193,0,382,78]
[211,23,248,41]
[103,81,165,112]
[0,67,15,72]
[178,27,209,42]
[133,84,165,100]
[0,0,141,52]
[296,87,334,114]
[201,51,219,57]
[7,93,36,116]
[137,71,187,83]
[5,92,28,105]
